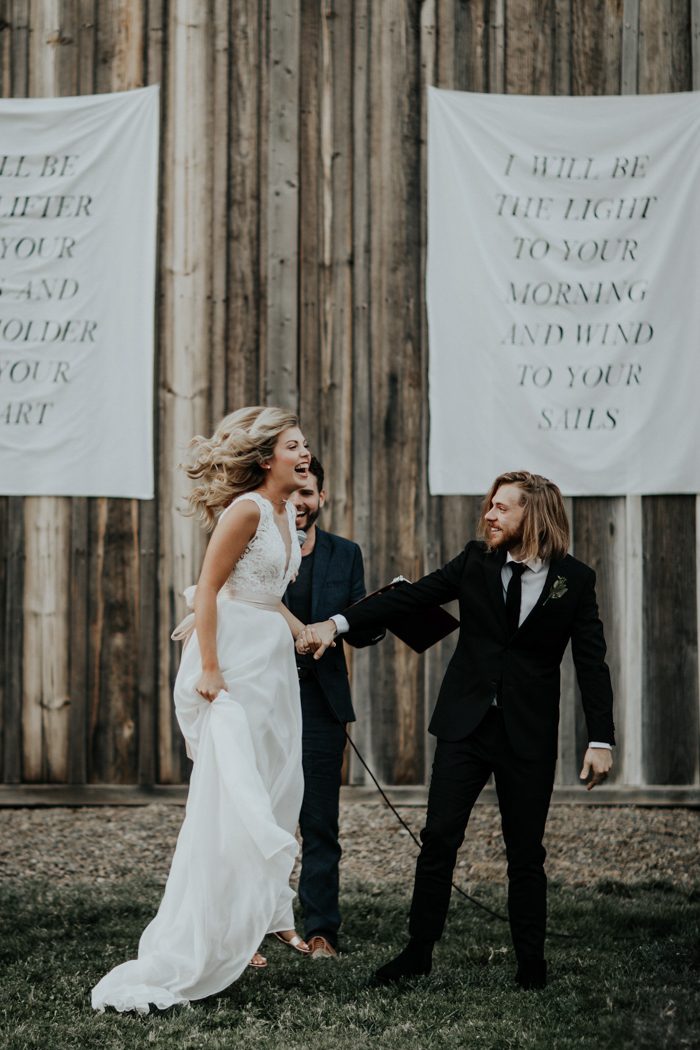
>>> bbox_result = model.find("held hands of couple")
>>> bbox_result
[296,620,337,659]
[579,746,613,790]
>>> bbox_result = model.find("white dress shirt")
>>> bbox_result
[331,554,611,750]
[503,551,548,625]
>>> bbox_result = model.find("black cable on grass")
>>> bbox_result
[344,730,575,940]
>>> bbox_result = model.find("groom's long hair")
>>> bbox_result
[479,471,570,563]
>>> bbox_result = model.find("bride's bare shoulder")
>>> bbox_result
[216,497,261,536]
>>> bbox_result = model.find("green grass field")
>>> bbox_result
[1,878,698,1050]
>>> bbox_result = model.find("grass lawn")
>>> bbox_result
[1,878,698,1050]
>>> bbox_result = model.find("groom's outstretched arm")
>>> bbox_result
[344,544,386,649]
[299,541,473,658]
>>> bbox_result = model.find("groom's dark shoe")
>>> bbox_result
[372,938,433,986]
[515,958,547,990]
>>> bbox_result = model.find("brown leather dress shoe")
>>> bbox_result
[307,935,339,960]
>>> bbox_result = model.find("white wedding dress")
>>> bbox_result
[92,491,303,1014]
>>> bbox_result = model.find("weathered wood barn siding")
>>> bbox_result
[0,0,698,799]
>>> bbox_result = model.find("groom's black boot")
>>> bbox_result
[372,938,434,986]
[515,957,547,990]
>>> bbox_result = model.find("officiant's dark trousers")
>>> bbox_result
[408,707,556,963]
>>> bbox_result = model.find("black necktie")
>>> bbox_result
[505,562,527,635]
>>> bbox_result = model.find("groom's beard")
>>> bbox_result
[485,524,524,552]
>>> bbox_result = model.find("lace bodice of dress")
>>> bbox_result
[220,491,301,599]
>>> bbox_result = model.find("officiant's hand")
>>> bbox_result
[297,620,337,659]
[579,746,613,790]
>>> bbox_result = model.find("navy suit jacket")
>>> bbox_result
[343,541,615,759]
[285,528,383,724]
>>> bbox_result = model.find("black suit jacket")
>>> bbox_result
[343,541,615,760]
[285,528,383,724]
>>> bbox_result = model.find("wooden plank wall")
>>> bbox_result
[0,0,698,797]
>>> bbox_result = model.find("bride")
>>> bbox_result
[92,406,315,1014]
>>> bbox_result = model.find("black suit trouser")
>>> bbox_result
[409,706,556,963]
[298,675,347,947]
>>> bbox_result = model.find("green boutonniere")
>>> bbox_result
[543,575,568,605]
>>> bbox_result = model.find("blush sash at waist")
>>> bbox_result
[223,587,282,610]
[171,584,283,644]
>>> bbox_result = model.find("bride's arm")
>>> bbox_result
[193,502,260,701]
[278,603,305,640]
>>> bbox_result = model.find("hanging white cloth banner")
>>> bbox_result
[427,88,700,496]
[0,86,158,498]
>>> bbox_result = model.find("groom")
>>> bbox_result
[298,471,614,989]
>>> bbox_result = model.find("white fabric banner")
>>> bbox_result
[427,88,700,496]
[0,86,158,498]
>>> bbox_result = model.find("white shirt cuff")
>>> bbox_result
[588,741,612,750]
[330,614,350,634]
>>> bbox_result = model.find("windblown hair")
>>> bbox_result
[184,406,299,530]
[478,470,570,562]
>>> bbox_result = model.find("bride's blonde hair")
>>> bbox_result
[184,406,299,530]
